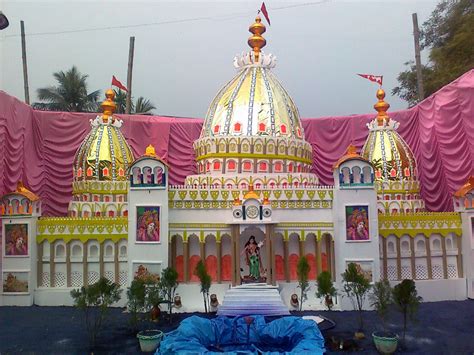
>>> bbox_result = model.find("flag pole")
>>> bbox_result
[125,36,135,114]
[20,20,30,105]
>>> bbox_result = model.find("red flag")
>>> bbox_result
[111,76,128,92]
[259,2,271,26]
[357,73,383,86]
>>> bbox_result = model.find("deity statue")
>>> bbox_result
[243,236,264,281]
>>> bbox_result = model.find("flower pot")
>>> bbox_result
[372,331,398,354]
[150,305,161,321]
[137,329,163,352]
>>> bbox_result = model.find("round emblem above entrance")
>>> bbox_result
[246,205,259,219]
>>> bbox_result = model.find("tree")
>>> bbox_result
[392,279,422,343]
[33,66,100,112]
[158,267,179,324]
[315,271,337,310]
[369,279,393,336]
[393,0,474,106]
[341,263,372,334]
[296,256,310,311]
[113,89,156,115]
[126,279,147,331]
[194,260,211,313]
[70,277,122,348]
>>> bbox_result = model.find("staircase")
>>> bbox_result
[217,283,290,317]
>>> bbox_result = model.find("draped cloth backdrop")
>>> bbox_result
[0,70,473,216]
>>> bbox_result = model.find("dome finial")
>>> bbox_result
[248,16,266,62]
[374,88,390,126]
[101,89,117,122]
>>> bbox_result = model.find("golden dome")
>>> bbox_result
[200,17,304,140]
[361,89,417,182]
[73,89,134,181]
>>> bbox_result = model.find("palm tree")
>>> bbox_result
[33,66,100,112]
[113,89,156,115]
[134,97,156,115]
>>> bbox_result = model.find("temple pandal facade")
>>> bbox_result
[1,17,473,309]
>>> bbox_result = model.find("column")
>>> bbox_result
[409,237,416,279]
[265,224,272,285]
[396,237,402,280]
[325,235,332,279]
[99,242,104,278]
[382,237,388,279]
[50,242,55,288]
[83,242,88,286]
[183,237,189,283]
[233,225,240,286]
[66,241,71,287]
[283,230,290,282]
[114,241,119,284]
[298,230,305,259]
[37,240,43,287]
[270,227,276,286]
[425,235,433,279]
[457,234,463,278]
[441,236,448,279]
[200,231,205,261]
[216,235,222,283]
[315,233,322,278]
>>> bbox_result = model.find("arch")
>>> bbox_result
[188,234,201,282]
[89,244,99,258]
[132,166,142,185]
[341,167,350,184]
[221,234,232,281]
[362,166,372,183]
[154,166,165,185]
[432,238,442,251]
[119,244,127,257]
[204,234,217,281]
[352,166,361,184]
[142,166,153,184]
[305,233,317,279]
[105,243,114,258]
[71,243,83,258]
[55,243,66,258]
[288,232,300,280]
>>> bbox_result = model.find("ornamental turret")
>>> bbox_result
[69,89,135,218]
[188,17,317,188]
[361,89,424,214]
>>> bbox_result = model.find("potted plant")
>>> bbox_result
[127,278,147,332]
[136,329,164,353]
[194,260,212,313]
[392,279,422,348]
[70,277,122,348]
[316,271,337,310]
[158,267,179,324]
[341,263,371,339]
[370,279,398,354]
[296,256,311,311]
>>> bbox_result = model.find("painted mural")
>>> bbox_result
[4,223,28,256]
[345,205,369,241]
[136,206,160,242]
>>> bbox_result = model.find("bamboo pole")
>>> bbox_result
[20,20,30,104]
[125,36,135,114]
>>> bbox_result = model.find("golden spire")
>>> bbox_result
[248,16,266,62]
[145,144,157,157]
[101,89,117,123]
[374,88,390,126]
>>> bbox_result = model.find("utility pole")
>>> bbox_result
[126,36,135,114]
[20,20,30,104]
[412,13,425,101]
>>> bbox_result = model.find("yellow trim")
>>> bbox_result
[379,212,462,238]
[196,152,313,165]
[277,222,333,228]
[37,234,127,244]
[169,223,229,229]
[377,189,420,194]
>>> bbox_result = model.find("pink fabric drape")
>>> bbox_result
[0,70,473,215]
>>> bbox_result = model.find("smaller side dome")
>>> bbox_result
[361,89,417,183]
[73,89,134,182]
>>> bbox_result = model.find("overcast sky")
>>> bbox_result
[0,0,438,118]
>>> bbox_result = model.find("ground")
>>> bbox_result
[0,300,473,354]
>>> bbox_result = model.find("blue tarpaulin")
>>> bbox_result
[157,315,325,354]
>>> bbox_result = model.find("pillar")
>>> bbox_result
[410,237,416,279]
[50,242,55,288]
[441,236,448,279]
[283,230,290,282]
[457,234,463,278]
[382,236,388,279]
[216,237,222,283]
[66,241,71,287]
[83,242,88,286]
[396,237,402,280]
[37,240,43,287]
[425,235,433,279]
[114,241,119,284]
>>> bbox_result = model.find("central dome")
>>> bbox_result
[201,63,304,140]
[188,17,318,188]
[200,17,304,141]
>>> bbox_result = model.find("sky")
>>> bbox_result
[0,0,439,118]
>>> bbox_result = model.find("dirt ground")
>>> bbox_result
[0,300,473,354]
